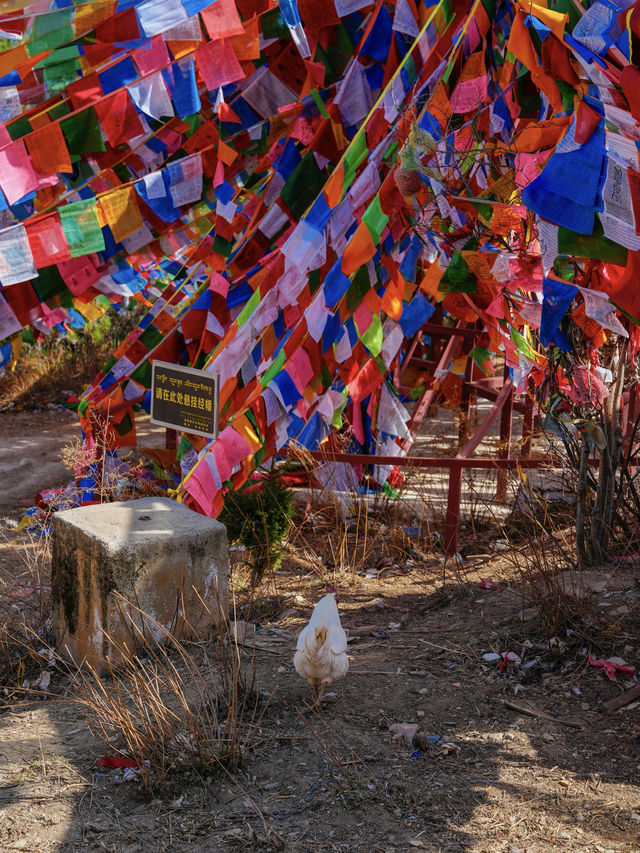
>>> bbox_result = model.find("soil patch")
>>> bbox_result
[0,410,638,852]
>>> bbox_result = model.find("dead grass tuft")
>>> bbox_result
[38,590,267,794]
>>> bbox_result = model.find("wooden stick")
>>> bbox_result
[349,670,403,675]
[503,700,584,728]
[603,683,640,713]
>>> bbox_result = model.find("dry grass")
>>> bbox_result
[0,519,52,690]
[0,305,143,409]
[39,590,267,794]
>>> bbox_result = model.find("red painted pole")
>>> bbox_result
[445,460,463,555]
[521,376,535,456]
[496,366,514,502]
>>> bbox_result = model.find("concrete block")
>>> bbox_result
[51,497,228,672]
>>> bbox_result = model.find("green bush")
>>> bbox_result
[219,470,294,581]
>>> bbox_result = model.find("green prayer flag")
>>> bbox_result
[139,324,165,352]
[260,348,286,388]
[280,153,325,218]
[310,88,330,119]
[343,132,368,191]
[510,328,536,360]
[557,219,627,266]
[438,251,477,293]
[361,314,383,357]
[27,8,73,55]
[43,59,80,94]
[237,287,260,326]
[32,265,66,303]
[362,195,389,242]
[346,265,370,312]
[130,360,153,389]
[331,389,348,429]
[7,116,32,141]
[59,199,105,257]
[61,108,106,155]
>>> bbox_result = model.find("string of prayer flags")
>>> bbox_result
[0,0,637,513]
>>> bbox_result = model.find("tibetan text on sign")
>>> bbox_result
[151,360,219,439]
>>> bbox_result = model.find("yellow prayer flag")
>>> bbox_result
[98,186,143,244]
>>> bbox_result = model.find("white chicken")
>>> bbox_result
[294,590,349,707]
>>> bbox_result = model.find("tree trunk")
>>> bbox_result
[576,429,590,567]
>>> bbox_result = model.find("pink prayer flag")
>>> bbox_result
[185,463,215,516]
[132,36,171,75]
[218,425,252,467]
[353,302,373,334]
[288,347,313,392]
[209,271,229,296]
[200,0,244,39]
[57,256,101,295]
[0,139,41,205]
[485,292,505,318]
[451,76,488,114]
[212,439,232,481]
[195,39,245,92]
[213,157,225,187]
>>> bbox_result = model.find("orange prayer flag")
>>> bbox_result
[517,0,568,40]
[28,110,52,130]
[167,40,202,60]
[459,51,486,82]
[0,44,27,79]
[341,222,376,276]
[153,310,178,335]
[231,17,260,60]
[218,138,238,165]
[381,274,403,320]
[218,101,241,123]
[427,83,451,131]
[232,412,262,452]
[507,11,540,72]
[211,490,224,517]
[403,280,417,301]
[25,121,72,175]
[323,163,344,209]
[97,186,143,243]
[363,288,381,314]
[419,262,444,299]
[74,0,116,34]
[511,115,571,152]
[188,435,209,453]
[219,375,236,409]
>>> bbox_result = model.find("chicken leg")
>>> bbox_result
[313,681,326,711]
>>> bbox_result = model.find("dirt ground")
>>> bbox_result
[0,408,639,853]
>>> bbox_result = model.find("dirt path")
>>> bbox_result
[0,409,166,518]
[0,412,638,852]
[1,570,639,852]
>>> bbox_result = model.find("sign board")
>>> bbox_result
[151,360,219,440]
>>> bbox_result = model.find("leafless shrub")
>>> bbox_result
[40,590,267,794]
[0,519,52,689]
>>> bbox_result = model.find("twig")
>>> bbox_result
[349,670,404,675]
[415,638,477,658]
[603,683,640,713]
[503,700,584,728]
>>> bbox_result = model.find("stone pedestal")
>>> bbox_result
[51,497,228,672]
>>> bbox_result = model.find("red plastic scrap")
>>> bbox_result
[94,755,140,769]
[498,651,521,672]
[588,654,636,683]
[479,578,502,591]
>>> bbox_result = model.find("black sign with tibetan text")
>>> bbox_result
[151,360,219,439]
